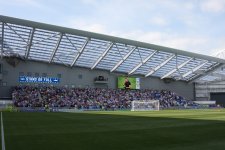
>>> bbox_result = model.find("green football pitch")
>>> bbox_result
[1,109,225,150]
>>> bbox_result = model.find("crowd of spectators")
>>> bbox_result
[12,86,194,110]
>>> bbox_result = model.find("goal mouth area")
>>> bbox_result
[131,100,160,111]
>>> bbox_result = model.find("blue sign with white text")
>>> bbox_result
[19,76,60,83]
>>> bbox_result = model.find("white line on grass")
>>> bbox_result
[1,112,6,150]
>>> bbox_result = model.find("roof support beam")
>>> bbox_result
[145,54,175,77]
[182,61,208,78]
[1,23,4,59]
[71,38,89,67]
[110,46,136,72]
[161,58,193,79]
[49,33,63,63]
[91,42,114,69]
[129,50,157,74]
[25,28,35,59]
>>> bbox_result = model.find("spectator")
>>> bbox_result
[12,86,193,110]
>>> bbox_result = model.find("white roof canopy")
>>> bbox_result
[0,15,224,82]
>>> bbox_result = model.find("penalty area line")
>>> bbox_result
[1,112,6,150]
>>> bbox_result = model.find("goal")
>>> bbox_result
[131,100,160,111]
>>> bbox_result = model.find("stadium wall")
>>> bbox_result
[0,59,194,99]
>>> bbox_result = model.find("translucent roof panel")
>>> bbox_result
[156,55,192,78]
[96,43,134,71]
[135,51,172,75]
[3,23,32,56]
[28,29,60,62]
[116,47,156,73]
[76,39,111,68]
[53,34,88,65]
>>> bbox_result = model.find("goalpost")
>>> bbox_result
[131,100,160,111]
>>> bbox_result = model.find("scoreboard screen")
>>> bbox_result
[118,77,140,89]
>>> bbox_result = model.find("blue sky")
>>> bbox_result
[1,0,225,56]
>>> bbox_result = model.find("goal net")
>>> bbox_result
[131,100,159,111]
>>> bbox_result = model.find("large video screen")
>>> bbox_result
[118,77,140,89]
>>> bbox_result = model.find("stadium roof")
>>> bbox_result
[1,15,225,82]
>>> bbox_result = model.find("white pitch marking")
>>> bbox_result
[1,112,6,150]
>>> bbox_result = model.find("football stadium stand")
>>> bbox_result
[12,86,195,110]
[1,15,225,107]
